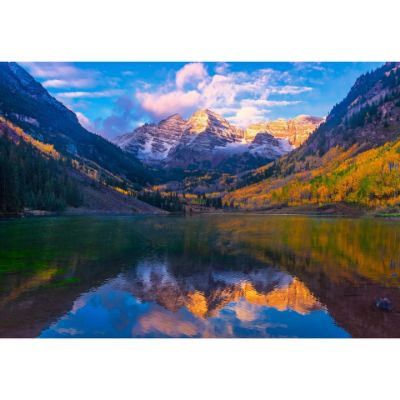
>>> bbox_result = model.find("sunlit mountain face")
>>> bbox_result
[0,215,399,338]
[112,109,323,172]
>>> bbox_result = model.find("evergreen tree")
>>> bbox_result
[0,134,83,214]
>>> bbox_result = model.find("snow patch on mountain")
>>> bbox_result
[114,109,320,170]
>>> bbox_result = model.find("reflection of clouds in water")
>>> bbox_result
[133,310,198,337]
[40,259,333,338]
[71,297,88,314]
[131,302,276,338]
[135,259,175,288]
[55,327,83,336]
[212,269,293,290]
[233,301,258,322]
[42,288,290,338]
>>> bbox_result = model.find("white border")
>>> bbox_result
[1,1,400,399]
[1,0,399,61]
[0,339,398,399]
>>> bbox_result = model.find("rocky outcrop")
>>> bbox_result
[248,132,293,159]
[246,115,323,148]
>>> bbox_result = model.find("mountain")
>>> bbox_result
[245,115,324,147]
[166,109,247,170]
[225,62,400,211]
[301,62,400,156]
[248,132,293,158]
[125,262,322,319]
[115,109,321,172]
[115,114,187,163]
[0,62,149,185]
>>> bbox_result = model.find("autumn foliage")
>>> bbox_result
[224,138,400,210]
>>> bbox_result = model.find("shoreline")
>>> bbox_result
[0,207,168,219]
[1,204,400,220]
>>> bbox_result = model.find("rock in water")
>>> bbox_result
[375,297,394,311]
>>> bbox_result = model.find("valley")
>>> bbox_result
[1,62,400,217]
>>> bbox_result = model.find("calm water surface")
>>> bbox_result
[0,215,399,338]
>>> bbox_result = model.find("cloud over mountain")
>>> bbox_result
[22,62,383,138]
[134,63,313,127]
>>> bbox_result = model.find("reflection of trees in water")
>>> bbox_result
[212,216,400,337]
[213,216,400,287]
[0,215,399,337]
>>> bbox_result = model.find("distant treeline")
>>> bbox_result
[138,191,183,212]
[0,135,83,213]
[138,191,226,212]
[189,193,224,209]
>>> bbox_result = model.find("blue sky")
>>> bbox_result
[22,62,383,139]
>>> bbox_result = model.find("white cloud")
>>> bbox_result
[43,78,94,89]
[136,90,201,119]
[269,85,312,95]
[122,70,135,76]
[175,62,208,89]
[201,74,237,108]
[134,63,313,127]
[22,62,98,89]
[241,99,302,107]
[214,62,230,74]
[76,111,95,131]
[57,90,123,99]
[21,62,81,78]
[227,106,269,127]
[293,62,327,72]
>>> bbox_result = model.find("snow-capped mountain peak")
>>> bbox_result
[114,110,322,171]
[114,113,186,162]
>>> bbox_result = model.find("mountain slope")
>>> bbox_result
[0,119,82,213]
[0,117,164,214]
[224,137,400,209]
[226,62,400,211]
[115,114,186,162]
[0,62,150,185]
[285,62,400,171]
[0,62,167,215]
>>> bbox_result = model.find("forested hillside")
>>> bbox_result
[0,130,82,213]
[224,138,400,210]
[225,63,400,212]
[0,117,166,215]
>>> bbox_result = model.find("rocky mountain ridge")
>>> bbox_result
[115,109,322,172]
[245,115,324,147]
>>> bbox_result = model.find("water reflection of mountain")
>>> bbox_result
[0,215,399,337]
[122,260,323,319]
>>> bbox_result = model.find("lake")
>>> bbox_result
[0,214,399,338]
